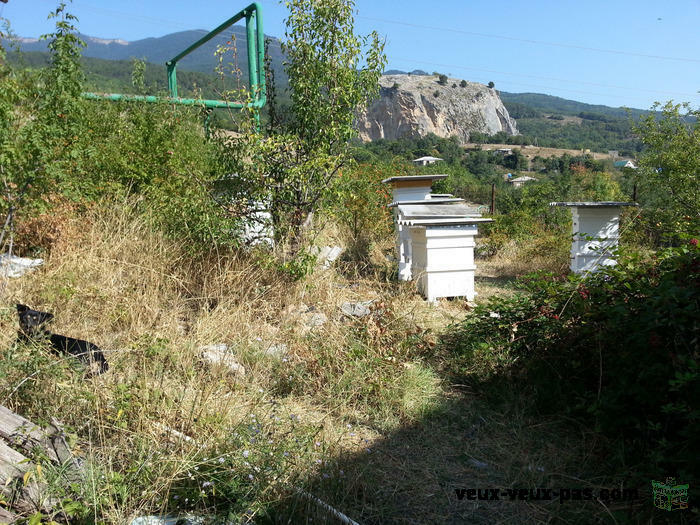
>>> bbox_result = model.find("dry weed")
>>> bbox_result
[0,204,619,523]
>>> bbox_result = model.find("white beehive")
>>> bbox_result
[398,218,493,301]
[382,175,450,280]
[550,202,637,274]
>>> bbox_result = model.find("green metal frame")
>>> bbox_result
[82,2,266,113]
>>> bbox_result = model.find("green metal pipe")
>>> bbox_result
[167,10,248,67]
[163,1,265,106]
[82,92,264,109]
[246,11,258,96]
[253,2,266,108]
[167,63,178,98]
[82,2,266,118]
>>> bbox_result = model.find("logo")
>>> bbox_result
[652,477,689,511]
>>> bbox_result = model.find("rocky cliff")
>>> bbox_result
[356,74,518,144]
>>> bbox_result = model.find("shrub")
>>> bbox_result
[633,102,700,244]
[437,74,447,85]
[433,90,439,98]
[443,244,700,482]
[327,162,394,262]
[460,80,467,88]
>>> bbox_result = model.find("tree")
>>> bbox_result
[438,74,447,85]
[487,81,495,89]
[224,0,386,248]
[39,2,85,141]
[633,102,699,241]
[460,80,467,88]
[0,1,86,234]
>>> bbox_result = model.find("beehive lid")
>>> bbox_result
[397,204,483,218]
[549,201,638,207]
[381,174,448,185]
[388,198,464,207]
[398,217,494,226]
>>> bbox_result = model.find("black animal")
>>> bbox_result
[17,304,109,375]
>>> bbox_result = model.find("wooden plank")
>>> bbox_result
[0,440,54,515]
[0,406,58,463]
[0,507,16,524]
[0,439,28,486]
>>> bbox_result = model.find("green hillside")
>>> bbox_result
[499,91,650,120]
[490,92,648,155]
[9,51,238,99]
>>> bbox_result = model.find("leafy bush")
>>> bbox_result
[327,162,394,262]
[1,5,242,254]
[633,102,700,245]
[443,244,700,482]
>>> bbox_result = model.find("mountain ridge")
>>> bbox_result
[8,32,650,117]
[5,28,284,77]
[5,32,652,151]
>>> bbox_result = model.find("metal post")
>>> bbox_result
[490,183,496,215]
[246,9,259,126]
[167,63,178,98]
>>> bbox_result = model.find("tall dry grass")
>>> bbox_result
[0,200,446,522]
[0,200,623,524]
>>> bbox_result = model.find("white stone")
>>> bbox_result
[300,312,327,328]
[310,245,343,269]
[199,344,245,376]
[264,343,288,358]
[340,301,373,318]
[468,458,489,469]
[0,253,43,278]
[131,515,206,525]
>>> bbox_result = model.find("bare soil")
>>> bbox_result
[467,143,611,160]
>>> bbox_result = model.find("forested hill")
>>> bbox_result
[499,92,650,120]
[491,92,654,155]
[8,51,244,100]
[10,28,285,77]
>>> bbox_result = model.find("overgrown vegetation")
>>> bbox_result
[443,246,699,486]
[0,1,697,523]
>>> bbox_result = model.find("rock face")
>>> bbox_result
[356,74,518,144]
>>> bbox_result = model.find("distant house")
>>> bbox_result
[508,175,537,188]
[412,156,443,166]
[614,159,637,169]
[495,148,513,156]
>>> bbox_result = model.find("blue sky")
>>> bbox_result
[2,0,699,110]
